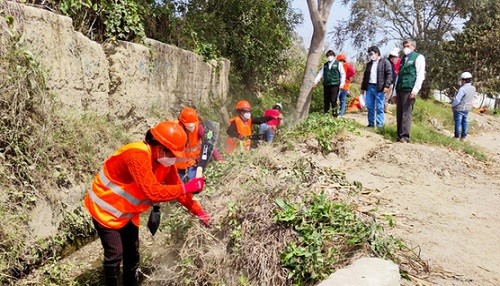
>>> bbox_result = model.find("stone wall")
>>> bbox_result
[2,0,229,132]
[0,0,230,239]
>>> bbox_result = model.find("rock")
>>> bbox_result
[317,257,400,286]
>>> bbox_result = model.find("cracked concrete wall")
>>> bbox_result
[1,0,229,240]
[2,1,229,133]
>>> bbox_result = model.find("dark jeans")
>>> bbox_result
[323,84,340,116]
[453,110,469,138]
[396,90,415,142]
[93,219,139,286]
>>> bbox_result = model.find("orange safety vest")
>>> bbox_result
[84,141,159,229]
[226,116,252,153]
[174,121,201,170]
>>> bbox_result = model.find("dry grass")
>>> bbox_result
[140,144,429,286]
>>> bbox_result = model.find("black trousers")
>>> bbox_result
[396,90,415,141]
[323,84,340,116]
[93,219,139,286]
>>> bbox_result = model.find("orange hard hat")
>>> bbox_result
[236,100,251,111]
[150,121,187,157]
[336,54,346,61]
[178,107,199,125]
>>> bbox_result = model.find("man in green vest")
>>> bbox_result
[393,39,426,143]
[313,50,346,117]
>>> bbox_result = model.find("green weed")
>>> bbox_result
[275,192,402,285]
[283,113,359,154]
[376,100,486,161]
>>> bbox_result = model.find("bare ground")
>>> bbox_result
[337,111,500,285]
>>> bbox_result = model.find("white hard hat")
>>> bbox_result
[389,48,399,57]
[460,72,472,79]
[273,103,283,110]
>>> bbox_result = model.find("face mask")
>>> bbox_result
[242,112,251,120]
[185,123,196,132]
[157,157,176,167]
[370,55,378,61]
[403,47,412,55]
[327,56,334,62]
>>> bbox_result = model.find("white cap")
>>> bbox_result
[460,72,472,79]
[389,48,399,57]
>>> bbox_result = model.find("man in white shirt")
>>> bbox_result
[393,39,426,143]
[313,50,346,117]
[360,46,393,128]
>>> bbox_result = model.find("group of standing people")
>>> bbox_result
[315,39,476,142]
[314,39,429,143]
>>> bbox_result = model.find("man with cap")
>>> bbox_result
[386,48,401,114]
[451,72,476,140]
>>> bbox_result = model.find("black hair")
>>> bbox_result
[326,50,335,57]
[367,46,380,55]
[145,130,161,146]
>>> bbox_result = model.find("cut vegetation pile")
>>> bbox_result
[140,116,428,286]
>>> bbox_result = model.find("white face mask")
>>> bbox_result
[403,47,412,55]
[370,54,378,61]
[242,112,251,120]
[157,157,176,167]
[185,123,196,132]
[327,56,335,62]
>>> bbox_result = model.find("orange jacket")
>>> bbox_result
[174,121,201,170]
[226,116,252,153]
[83,141,204,229]
[342,62,356,91]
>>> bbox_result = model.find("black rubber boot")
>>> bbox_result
[123,264,139,286]
[103,263,120,286]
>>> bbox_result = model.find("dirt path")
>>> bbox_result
[338,112,500,285]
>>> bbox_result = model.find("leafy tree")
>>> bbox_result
[294,0,335,120]
[432,0,499,103]
[177,0,302,89]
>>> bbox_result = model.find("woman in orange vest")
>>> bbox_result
[83,121,207,286]
[226,100,275,153]
[175,107,223,182]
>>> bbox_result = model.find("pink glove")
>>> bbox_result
[183,177,205,194]
[197,210,210,227]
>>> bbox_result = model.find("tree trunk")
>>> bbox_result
[294,0,335,121]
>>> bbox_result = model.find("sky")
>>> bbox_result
[291,0,397,59]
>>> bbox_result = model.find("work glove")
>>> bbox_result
[147,205,161,236]
[197,210,210,227]
[183,177,205,194]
